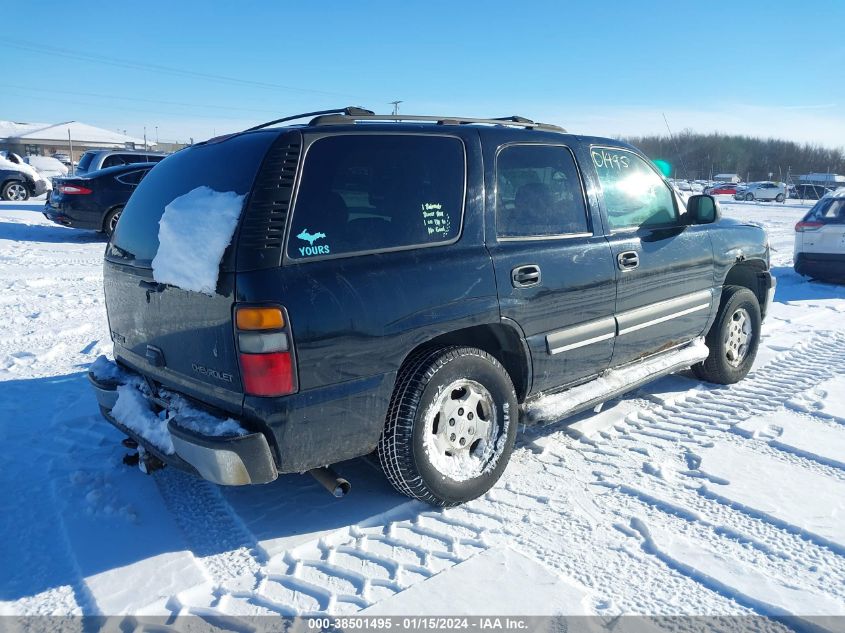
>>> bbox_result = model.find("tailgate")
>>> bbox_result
[102,131,284,416]
[104,261,243,413]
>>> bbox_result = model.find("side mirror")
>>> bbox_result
[686,194,719,224]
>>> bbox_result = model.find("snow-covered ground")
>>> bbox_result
[1,195,845,624]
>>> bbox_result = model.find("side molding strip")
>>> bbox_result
[547,317,616,355]
[545,289,714,355]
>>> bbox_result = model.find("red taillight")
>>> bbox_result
[795,221,823,232]
[239,352,295,396]
[58,184,92,195]
[235,305,297,397]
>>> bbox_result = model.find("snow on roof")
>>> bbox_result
[0,120,151,147]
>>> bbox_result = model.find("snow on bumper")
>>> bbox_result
[88,359,277,486]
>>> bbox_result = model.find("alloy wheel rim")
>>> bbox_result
[425,379,499,480]
[109,211,121,232]
[7,183,26,201]
[725,308,752,367]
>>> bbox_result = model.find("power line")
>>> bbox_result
[0,39,370,100]
[8,84,286,115]
[2,87,257,121]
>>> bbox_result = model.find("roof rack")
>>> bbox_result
[308,112,566,132]
[242,106,375,133]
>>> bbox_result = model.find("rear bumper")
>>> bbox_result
[88,371,278,486]
[43,202,102,230]
[794,253,845,280]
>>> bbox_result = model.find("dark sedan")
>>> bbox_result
[44,163,155,235]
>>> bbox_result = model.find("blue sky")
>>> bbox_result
[3,0,844,146]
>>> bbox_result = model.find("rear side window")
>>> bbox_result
[496,144,589,237]
[107,132,277,267]
[287,135,465,260]
[115,169,149,185]
[102,155,126,169]
[592,147,678,230]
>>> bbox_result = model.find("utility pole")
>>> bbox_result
[155,126,159,145]
[390,100,403,115]
[68,129,74,176]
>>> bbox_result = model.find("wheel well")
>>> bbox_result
[407,323,531,402]
[724,261,767,307]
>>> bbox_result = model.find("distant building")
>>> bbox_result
[0,120,153,163]
[714,173,741,183]
[799,173,845,187]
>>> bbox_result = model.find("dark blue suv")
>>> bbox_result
[89,108,774,505]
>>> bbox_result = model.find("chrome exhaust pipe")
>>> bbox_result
[309,466,351,497]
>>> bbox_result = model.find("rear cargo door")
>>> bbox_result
[804,196,845,254]
[103,131,281,415]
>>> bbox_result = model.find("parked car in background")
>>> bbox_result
[794,188,845,281]
[734,181,786,202]
[791,184,832,200]
[44,163,156,235]
[88,107,773,506]
[75,149,166,176]
[705,183,739,195]
[0,151,51,200]
[24,155,69,179]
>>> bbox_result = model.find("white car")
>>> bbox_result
[734,181,786,202]
[794,188,845,281]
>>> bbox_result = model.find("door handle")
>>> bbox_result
[617,251,639,270]
[512,264,541,288]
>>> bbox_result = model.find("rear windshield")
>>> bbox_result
[77,152,95,171]
[106,132,277,267]
[805,196,845,222]
[287,134,465,260]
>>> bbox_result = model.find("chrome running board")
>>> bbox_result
[525,339,709,423]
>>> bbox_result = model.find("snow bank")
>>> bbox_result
[93,356,247,455]
[25,155,68,178]
[151,186,245,294]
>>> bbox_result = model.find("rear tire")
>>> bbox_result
[693,285,761,385]
[2,181,29,201]
[103,206,123,237]
[378,346,517,506]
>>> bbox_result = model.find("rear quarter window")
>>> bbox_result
[287,134,465,260]
[77,152,96,171]
[807,197,845,223]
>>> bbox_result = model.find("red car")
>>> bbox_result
[708,183,739,195]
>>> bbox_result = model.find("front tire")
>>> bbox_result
[775,193,785,203]
[2,181,29,201]
[693,285,761,384]
[745,192,754,201]
[378,346,518,506]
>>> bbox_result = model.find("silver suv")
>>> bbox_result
[75,149,166,176]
